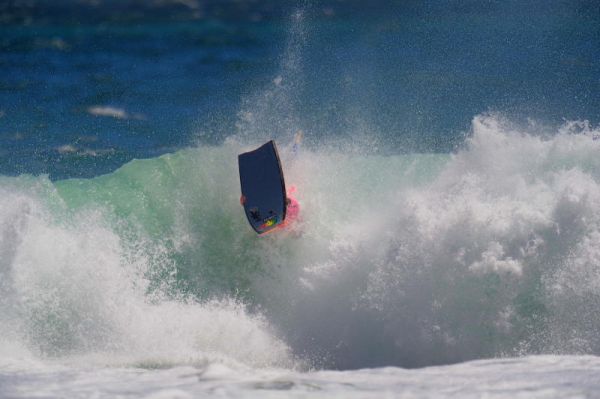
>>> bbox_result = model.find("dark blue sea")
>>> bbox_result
[2,0,598,178]
[1,1,600,397]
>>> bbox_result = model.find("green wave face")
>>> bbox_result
[52,144,447,303]
[55,145,254,300]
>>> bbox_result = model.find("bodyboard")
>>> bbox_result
[238,141,287,234]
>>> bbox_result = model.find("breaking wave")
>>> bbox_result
[1,114,600,369]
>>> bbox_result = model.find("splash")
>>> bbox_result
[1,114,600,370]
[0,171,294,370]
[276,114,600,368]
[235,7,309,145]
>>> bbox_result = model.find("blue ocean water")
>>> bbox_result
[2,1,598,178]
[2,1,600,397]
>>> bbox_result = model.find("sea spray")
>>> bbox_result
[0,170,294,369]
[235,7,310,146]
[274,114,600,368]
[1,115,600,370]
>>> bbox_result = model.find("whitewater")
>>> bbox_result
[2,114,600,397]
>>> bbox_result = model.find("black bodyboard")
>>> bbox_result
[238,141,287,234]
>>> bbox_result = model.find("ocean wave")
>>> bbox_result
[1,114,600,369]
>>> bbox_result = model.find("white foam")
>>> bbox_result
[2,114,600,372]
[0,177,293,370]
[87,106,146,120]
[56,144,77,154]
[88,105,129,119]
[270,114,600,367]
[2,355,600,398]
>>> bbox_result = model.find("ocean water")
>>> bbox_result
[1,1,600,397]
